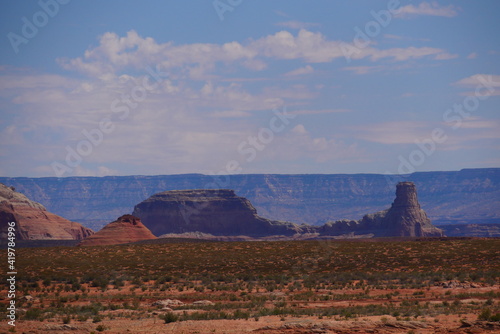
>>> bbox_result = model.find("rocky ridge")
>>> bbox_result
[1,169,498,233]
[134,182,443,238]
[0,183,93,240]
[78,215,157,246]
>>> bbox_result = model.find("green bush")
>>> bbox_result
[161,312,179,324]
[478,308,491,321]
[24,308,43,321]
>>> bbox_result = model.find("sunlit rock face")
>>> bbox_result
[0,183,94,240]
[78,215,156,246]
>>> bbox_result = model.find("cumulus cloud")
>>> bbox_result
[58,29,457,79]
[0,28,463,176]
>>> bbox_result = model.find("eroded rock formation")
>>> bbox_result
[134,182,443,238]
[0,183,93,240]
[133,189,307,237]
[78,215,157,246]
[322,182,444,237]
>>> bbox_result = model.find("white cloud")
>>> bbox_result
[274,129,364,164]
[454,74,500,96]
[352,118,500,154]
[456,118,500,130]
[395,2,459,18]
[72,166,120,177]
[0,74,76,91]
[343,65,385,75]
[291,124,308,135]
[58,29,456,80]
[368,46,456,61]
[284,65,314,76]
[454,74,500,87]
[434,52,459,60]
[0,28,467,176]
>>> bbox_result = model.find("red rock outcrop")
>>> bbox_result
[78,215,157,246]
[0,183,94,240]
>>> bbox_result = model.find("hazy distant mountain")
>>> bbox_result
[0,168,498,232]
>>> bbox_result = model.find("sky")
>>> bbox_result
[0,0,499,177]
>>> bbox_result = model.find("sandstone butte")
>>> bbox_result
[320,181,444,237]
[133,181,444,238]
[78,214,157,246]
[0,183,93,240]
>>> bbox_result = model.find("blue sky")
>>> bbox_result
[0,0,499,177]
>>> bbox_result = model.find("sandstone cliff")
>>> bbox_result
[78,215,156,246]
[0,183,94,240]
[134,183,442,238]
[133,189,307,237]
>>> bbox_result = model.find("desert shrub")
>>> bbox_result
[161,312,179,323]
[478,308,491,321]
[77,314,89,322]
[23,308,44,320]
[478,308,500,322]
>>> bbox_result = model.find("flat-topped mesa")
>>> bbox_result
[78,214,157,246]
[133,189,306,237]
[0,183,93,240]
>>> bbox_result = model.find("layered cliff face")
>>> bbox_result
[133,189,306,237]
[0,183,94,240]
[321,182,444,237]
[1,168,498,232]
[78,215,157,246]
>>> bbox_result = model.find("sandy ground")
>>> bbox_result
[2,313,500,334]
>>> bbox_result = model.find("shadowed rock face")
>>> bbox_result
[133,184,443,238]
[322,182,444,237]
[384,182,442,236]
[78,215,156,246]
[0,183,94,240]
[133,189,306,237]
